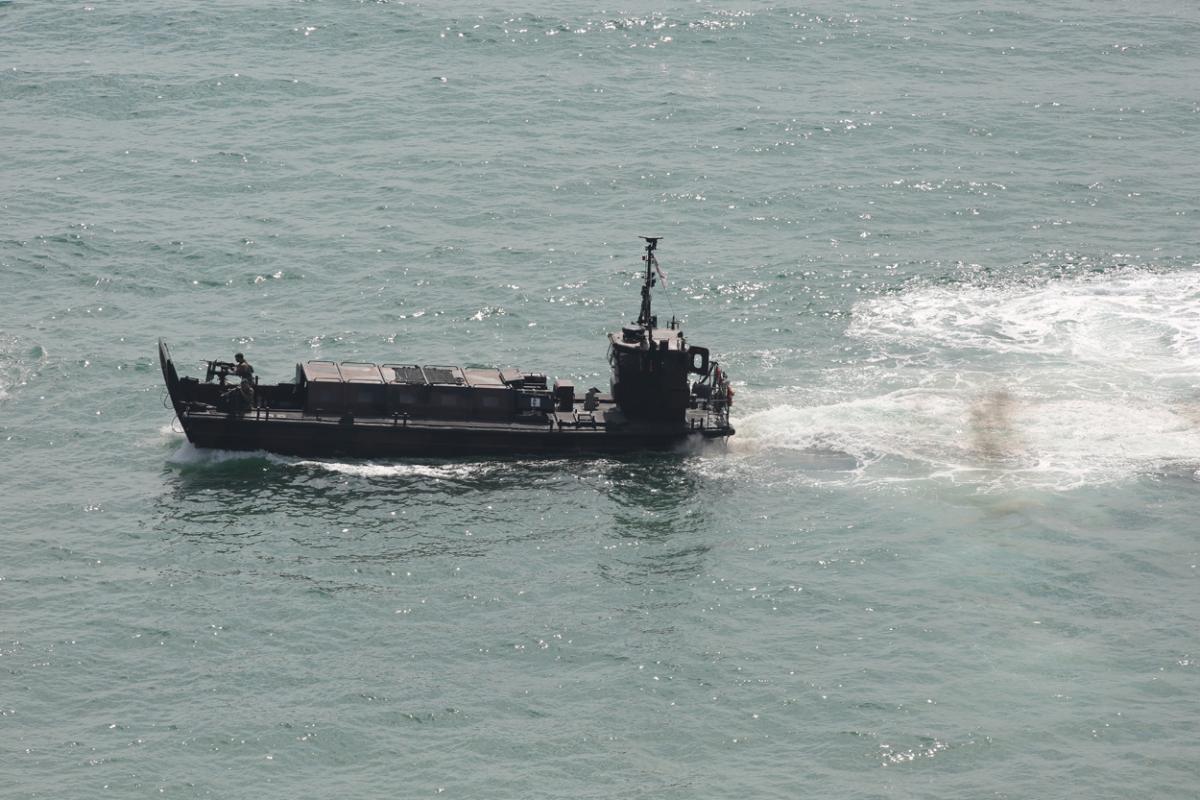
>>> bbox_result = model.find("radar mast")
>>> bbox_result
[637,236,661,330]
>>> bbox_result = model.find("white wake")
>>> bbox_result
[737,267,1200,490]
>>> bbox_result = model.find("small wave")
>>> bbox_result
[168,443,282,466]
[159,421,184,438]
[166,442,506,482]
[0,337,44,403]
[293,459,498,481]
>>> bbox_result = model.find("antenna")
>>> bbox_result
[637,236,661,329]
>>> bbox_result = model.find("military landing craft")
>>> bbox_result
[159,238,734,458]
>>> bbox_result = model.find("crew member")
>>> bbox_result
[234,352,254,381]
[234,353,255,406]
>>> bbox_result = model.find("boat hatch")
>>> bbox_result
[303,361,343,412]
[385,364,426,385]
[423,366,465,385]
[464,368,504,387]
[340,363,385,414]
[303,361,343,383]
[339,362,384,383]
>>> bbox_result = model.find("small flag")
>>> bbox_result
[654,259,667,287]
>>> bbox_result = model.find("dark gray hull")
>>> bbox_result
[161,339,734,459]
[176,407,732,459]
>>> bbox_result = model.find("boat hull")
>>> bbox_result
[176,409,731,458]
[159,338,734,459]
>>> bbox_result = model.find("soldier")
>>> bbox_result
[233,352,254,381]
[233,352,255,407]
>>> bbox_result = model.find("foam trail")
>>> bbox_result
[848,268,1200,380]
[167,441,501,481]
[168,443,282,466]
[742,268,1200,491]
[293,459,498,481]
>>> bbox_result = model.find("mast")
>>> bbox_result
[637,236,660,330]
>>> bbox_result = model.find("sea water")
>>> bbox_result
[2,2,1199,797]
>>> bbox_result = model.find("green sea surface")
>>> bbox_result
[2,2,1199,797]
